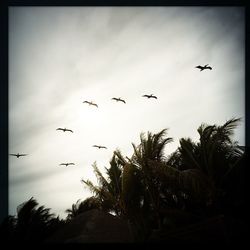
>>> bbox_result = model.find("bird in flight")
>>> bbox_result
[56,128,73,133]
[93,145,107,149]
[9,153,28,158]
[83,101,98,107]
[60,163,75,167]
[142,94,157,99]
[111,97,126,104]
[195,64,212,71]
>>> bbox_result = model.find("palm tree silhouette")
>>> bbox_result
[81,120,244,241]
[14,197,61,242]
[166,118,244,211]
[65,197,101,221]
[129,129,173,229]
[83,130,174,234]
[82,161,121,215]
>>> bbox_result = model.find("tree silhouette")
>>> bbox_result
[127,129,174,233]
[0,197,64,243]
[166,118,244,214]
[2,118,244,243]
[82,156,125,216]
[82,119,245,242]
[65,197,101,221]
[16,197,62,242]
[82,129,174,239]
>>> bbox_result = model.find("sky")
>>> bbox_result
[9,7,245,219]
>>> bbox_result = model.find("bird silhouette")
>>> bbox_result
[83,101,98,107]
[195,64,212,71]
[59,163,75,167]
[142,94,157,99]
[93,145,107,149]
[56,128,73,133]
[9,153,28,158]
[111,97,126,104]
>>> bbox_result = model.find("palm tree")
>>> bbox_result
[130,129,173,229]
[15,197,59,242]
[82,152,149,241]
[82,153,126,216]
[81,120,244,241]
[65,197,101,221]
[166,118,244,213]
[82,130,175,239]
[65,199,82,220]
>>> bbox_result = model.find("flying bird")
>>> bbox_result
[83,101,98,107]
[93,145,107,149]
[195,64,212,71]
[9,153,28,158]
[111,97,126,104]
[142,94,157,99]
[56,128,73,133]
[60,163,75,167]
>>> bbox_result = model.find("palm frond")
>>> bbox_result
[131,143,143,167]
[81,179,102,196]
[167,150,182,170]
[179,138,201,170]
[219,117,241,139]
[106,154,122,195]
[16,197,38,221]
[148,160,213,202]
[152,129,173,161]
[92,162,109,188]
[113,149,127,166]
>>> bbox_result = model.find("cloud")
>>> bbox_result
[9,7,245,217]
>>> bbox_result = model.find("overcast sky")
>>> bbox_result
[9,7,245,218]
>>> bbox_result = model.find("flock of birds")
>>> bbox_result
[81,94,157,108]
[9,93,158,165]
[10,64,212,167]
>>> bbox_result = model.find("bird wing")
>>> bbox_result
[111,98,118,101]
[120,99,126,103]
[152,96,157,99]
[10,154,18,156]
[19,154,28,156]
[92,103,98,107]
[207,66,212,70]
[69,163,75,165]
[83,101,89,104]
[93,145,98,148]
[142,95,149,98]
[101,146,107,149]
[56,128,63,131]
[66,129,73,133]
[60,163,66,166]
